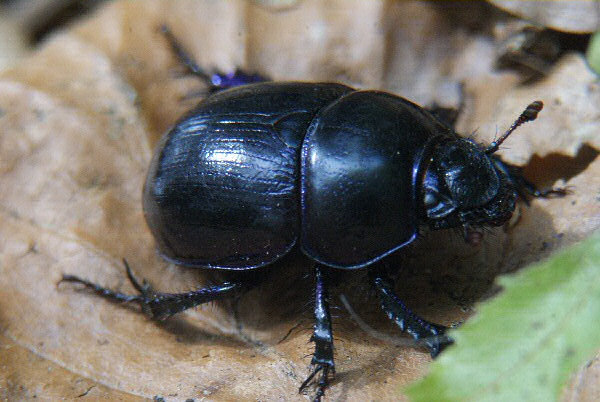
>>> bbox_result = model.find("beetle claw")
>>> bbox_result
[58,274,144,304]
[422,333,454,358]
[123,258,153,295]
[299,362,334,402]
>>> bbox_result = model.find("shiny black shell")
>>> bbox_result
[143,82,454,270]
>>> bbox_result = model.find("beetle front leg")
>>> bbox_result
[299,264,335,402]
[491,156,569,203]
[60,260,245,320]
[369,270,453,358]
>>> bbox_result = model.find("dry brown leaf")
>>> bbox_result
[461,54,600,165]
[0,1,598,401]
[0,333,136,400]
[489,0,600,34]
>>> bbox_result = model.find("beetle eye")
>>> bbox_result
[424,187,456,219]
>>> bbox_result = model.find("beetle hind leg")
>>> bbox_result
[299,264,335,401]
[59,259,245,320]
[370,270,453,357]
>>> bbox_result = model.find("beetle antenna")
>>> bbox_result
[485,100,544,154]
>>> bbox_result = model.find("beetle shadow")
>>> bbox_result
[147,312,250,349]
[139,252,314,348]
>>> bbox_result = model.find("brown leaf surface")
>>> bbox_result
[489,0,600,34]
[0,1,598,401]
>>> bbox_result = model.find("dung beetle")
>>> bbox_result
[61,27,566,401]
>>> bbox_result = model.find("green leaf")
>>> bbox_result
[586,31,600,75]
[405,231,600,402]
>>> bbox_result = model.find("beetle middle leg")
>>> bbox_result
[369,267,453,358]
[60,259,249,320]
[299,264,335,402]
[160,25,268,94]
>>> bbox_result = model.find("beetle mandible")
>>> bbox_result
[61,26,566,401]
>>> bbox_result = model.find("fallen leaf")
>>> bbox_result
[406,231,600,402]
[488,0,600,34]
[0,1,598,400]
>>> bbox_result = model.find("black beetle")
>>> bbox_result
[61,27,566,401]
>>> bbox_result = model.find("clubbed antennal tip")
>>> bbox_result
[485,100,544,154]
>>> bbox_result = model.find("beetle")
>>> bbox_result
[61,27,566,401]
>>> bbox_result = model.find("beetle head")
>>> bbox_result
[422,100,544,237]
[422,138,516,231]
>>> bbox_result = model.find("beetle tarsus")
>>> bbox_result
[300,265,336,400]
[59,274,143,304]
[370,270,453,357]
[491,156,569,205]
[60,261,246,320]
[123,258,151,294]
[160,24,212,84]
[299,362,333,402]
[514,176,569,200]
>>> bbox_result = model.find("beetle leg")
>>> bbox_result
[370,271,453,358]
[426,84,464,130]
[299,264,335,401]
[60,259,245,320]
[160,25,213,83]
[160,25,268,94]
[491,156,569,205]
[426,104,461,129]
